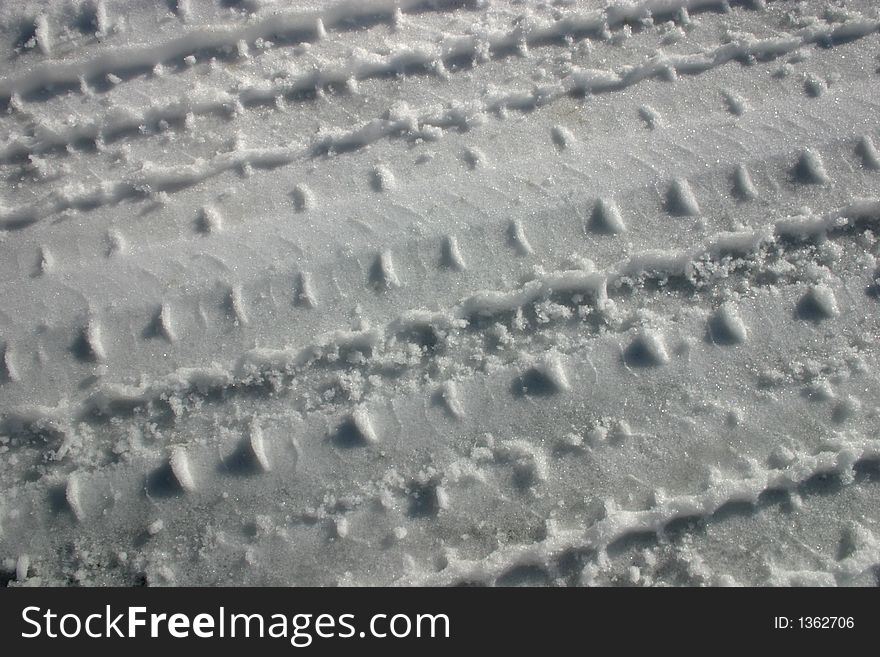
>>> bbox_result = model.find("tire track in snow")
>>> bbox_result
[0,0,774,163]
[4,196,879,441]
[3,13,877,229]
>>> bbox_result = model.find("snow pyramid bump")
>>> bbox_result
[589,198,626,234]
[665,178,700,216]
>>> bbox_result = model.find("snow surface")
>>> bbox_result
[1,0,880,586]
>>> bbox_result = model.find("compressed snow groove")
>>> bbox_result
[4,196,880,438]
[0,0,489,101]
[1,14,876,221]
[4,0,880,588]
[403,439,880,586]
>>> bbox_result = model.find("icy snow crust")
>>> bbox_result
[1,0,880,586]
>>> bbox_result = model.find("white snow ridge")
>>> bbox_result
[1,0,880,590]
